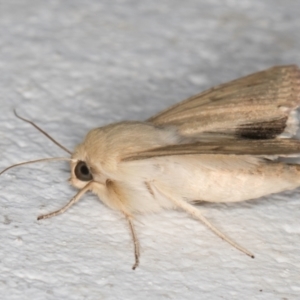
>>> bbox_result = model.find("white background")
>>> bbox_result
[1,1,300,299]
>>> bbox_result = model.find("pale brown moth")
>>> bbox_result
[2,65,300,270]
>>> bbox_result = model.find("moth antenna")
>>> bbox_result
[14,109,72,155]
[0,157,73,176]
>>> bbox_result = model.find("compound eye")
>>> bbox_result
[74,161,93,181]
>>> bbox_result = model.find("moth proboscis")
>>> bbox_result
[2,65,300,270]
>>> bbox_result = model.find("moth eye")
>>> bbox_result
[74,161,93,181]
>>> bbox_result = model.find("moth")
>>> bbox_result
[2,65,300,270]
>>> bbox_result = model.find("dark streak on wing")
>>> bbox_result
[236,117,288,139]
[122,139,300,161]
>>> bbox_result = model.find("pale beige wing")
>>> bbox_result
[148,65,300,140]
[122,139,300,161]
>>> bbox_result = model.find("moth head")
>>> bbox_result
[70,130,108,189]
[70,125,128,189]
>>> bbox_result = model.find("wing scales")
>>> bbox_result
[123,65,300,162]
[148,65,300,140]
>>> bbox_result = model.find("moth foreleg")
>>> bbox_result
[37,182,93,220]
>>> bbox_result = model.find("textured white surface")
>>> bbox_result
[1,1,300,299]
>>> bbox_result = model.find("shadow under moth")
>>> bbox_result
[2,65,300,269]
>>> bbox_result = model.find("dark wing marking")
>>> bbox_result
[236,117,288,139]
[122,139,300,161]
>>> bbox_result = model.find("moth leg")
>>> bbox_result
[125,215,140,270]
[155,185,255,259]
[37,182,93,220]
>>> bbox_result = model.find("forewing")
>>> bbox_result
[122,139,300,161]
[148,65,300,140]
